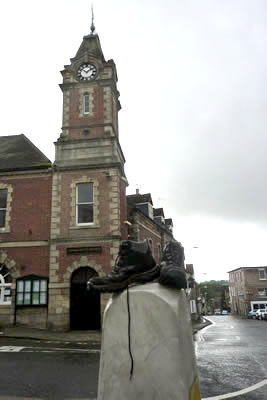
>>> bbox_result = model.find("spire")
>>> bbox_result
[90,5,96,35]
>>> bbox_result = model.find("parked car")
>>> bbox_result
[214,309,221,315]
[221,310,228,315]
[248,310,257,319]
[255,309,267,320]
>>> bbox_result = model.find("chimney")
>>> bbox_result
[136,188,139,195]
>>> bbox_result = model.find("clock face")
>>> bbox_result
[77,63,97,81]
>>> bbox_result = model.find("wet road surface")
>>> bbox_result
[0,337,99,399]
[195,315,267,399]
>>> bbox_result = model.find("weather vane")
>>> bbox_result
[90,5,96,35]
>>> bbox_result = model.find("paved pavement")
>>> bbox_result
[0,317,209,344]
[0,327,101,345]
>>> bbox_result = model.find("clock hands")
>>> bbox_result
[77,64,96,80]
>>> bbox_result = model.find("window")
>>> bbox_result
[84,94,90,114]
[76,183,94,224]
[0,189,7,228]
[0,264,12,305]
[16,277,48,306]
[258,288,267,297]
[258,268,266,280]
[83,129,90,136]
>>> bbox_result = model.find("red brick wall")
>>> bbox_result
[134,214,162,264]
[0,174,52,242]
[68,87,105,140]
[56,243,112,280]
[3,246,50,277]
[58,170,120,239]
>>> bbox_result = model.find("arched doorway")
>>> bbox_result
[70,267,100,330]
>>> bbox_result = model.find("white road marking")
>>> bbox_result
[22,347,100,353]
[216,336,240,341]
[0,345,100,353]
[196,318,215,342]
[195,320,215,356]
[202,378,267,399]
[0,346,25,352]
[0,397,96,400]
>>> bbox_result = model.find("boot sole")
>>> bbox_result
[89,265,160,293]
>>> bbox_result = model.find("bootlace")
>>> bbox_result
[127,286,134,380]
[109,247,134,379]
[111,253,128,274]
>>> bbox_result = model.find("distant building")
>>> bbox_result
[228,266,267,316]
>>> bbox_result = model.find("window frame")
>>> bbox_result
[258,268,266,280]
[84,93,90,114]
[16,276,48,307]
[76,183,94,226]
[0,188,8,229]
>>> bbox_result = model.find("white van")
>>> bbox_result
[255,308,267,320]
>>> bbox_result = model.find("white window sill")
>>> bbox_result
[69,225,99,230]
[0,228,10,233]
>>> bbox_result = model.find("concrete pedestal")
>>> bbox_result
[97,283,200,400]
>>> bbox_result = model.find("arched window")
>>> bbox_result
[84,93,90,114]
[0,264,12,305]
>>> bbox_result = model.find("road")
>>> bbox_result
[0,337,100,399]
[195,315,267,400]
[2,316,267,400]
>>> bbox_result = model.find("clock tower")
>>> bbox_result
[48,24,128,331]
[55,29,125,170]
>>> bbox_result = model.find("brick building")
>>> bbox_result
[0,29,176,331]
[229,266,267,316]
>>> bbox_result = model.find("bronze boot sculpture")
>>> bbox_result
[159,241,187,289]
[88,240,160,293]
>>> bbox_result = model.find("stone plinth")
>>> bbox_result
[97,282,200,400]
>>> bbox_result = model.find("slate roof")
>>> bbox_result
[0,134,52,172]
[126,193,153,206]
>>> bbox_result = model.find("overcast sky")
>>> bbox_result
[1,0,267,281]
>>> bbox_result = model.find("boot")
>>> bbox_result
[87,240,160,293]
[159,241,187,289]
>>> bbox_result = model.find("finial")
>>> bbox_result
[90,5,96,35]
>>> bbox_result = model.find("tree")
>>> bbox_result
[197,280,229,312]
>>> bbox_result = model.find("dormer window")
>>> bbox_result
[136,202,154,219]
[84,94,90,114]
[154,216,165,224]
